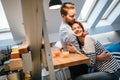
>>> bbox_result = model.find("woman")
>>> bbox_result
[70,21,120,80]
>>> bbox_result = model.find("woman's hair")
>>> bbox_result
[71,21,85,32]
[71,21,85,47]
[60,2,75,16]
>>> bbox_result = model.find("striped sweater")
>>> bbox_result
[82,35,120,73]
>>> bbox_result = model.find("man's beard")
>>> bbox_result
[67,20,75,25]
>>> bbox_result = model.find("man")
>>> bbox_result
[59,2,88,79]
[59,2,111,80]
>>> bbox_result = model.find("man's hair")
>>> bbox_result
[71,21,85,32]
[60,2,75,16]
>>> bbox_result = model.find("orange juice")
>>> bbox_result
[51,47,61,57]
[62,51,69,57]
[54,50,61,57]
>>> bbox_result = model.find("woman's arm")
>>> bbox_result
[83,35,96,65]
[96,51,111,61]
[85,35,111,61]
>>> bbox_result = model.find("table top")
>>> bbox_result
[53,53,90,69]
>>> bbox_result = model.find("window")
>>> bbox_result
[0,0,12,40]
[0,0,10,32]
[101,0,119,19]
[78,0,97,22]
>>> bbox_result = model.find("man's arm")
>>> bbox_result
[66,43,81,54]
[67,44,112,61]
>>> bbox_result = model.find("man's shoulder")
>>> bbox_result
[59,23,70,33]
[60,22,68,29]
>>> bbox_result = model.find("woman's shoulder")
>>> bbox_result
[85,35,93,39]
[85,35,96,42]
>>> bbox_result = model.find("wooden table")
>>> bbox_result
[53,53,90,69]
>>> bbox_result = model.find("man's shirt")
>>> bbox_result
[59,21,81,51]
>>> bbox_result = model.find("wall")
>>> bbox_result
[48,33,59,43]
[92,30,120,46]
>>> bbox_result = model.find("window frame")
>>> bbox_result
[78,0,98,22]
[101,0,119,20]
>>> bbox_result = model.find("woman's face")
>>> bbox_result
[72,23,83,37]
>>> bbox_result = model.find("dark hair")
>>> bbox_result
[60,2,75,16]
[71,21,85,32]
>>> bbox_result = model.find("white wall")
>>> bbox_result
[48,33,59,43]
[92,30,120,46]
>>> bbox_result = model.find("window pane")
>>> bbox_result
[78,0,97,22]
[101,0,119,19]
[0,0,10,30]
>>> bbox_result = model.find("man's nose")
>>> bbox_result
[73,16,76,20]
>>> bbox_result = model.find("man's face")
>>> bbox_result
[63,9,76,25]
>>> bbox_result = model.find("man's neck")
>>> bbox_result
[63,20,71,26]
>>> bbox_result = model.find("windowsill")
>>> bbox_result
[0,32,13,41]
[0,28,10,33]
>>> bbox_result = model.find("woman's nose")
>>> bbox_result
[76,29,79,32]
[76,28,79,31]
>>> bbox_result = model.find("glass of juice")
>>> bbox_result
[62,50,69,58]
[51,47,61,57]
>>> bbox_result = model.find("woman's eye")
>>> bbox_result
[73,28,75,30]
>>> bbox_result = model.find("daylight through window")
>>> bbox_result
[0,0,10,31]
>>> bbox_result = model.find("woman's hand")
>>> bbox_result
[96,51,112,61]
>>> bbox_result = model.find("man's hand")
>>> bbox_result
[96,51,112,61]
[66,43,80,54]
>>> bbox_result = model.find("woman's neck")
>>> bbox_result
[77,36,85,46]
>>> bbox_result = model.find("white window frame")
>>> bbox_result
[101,0,119,20]
[78,0,98,22]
